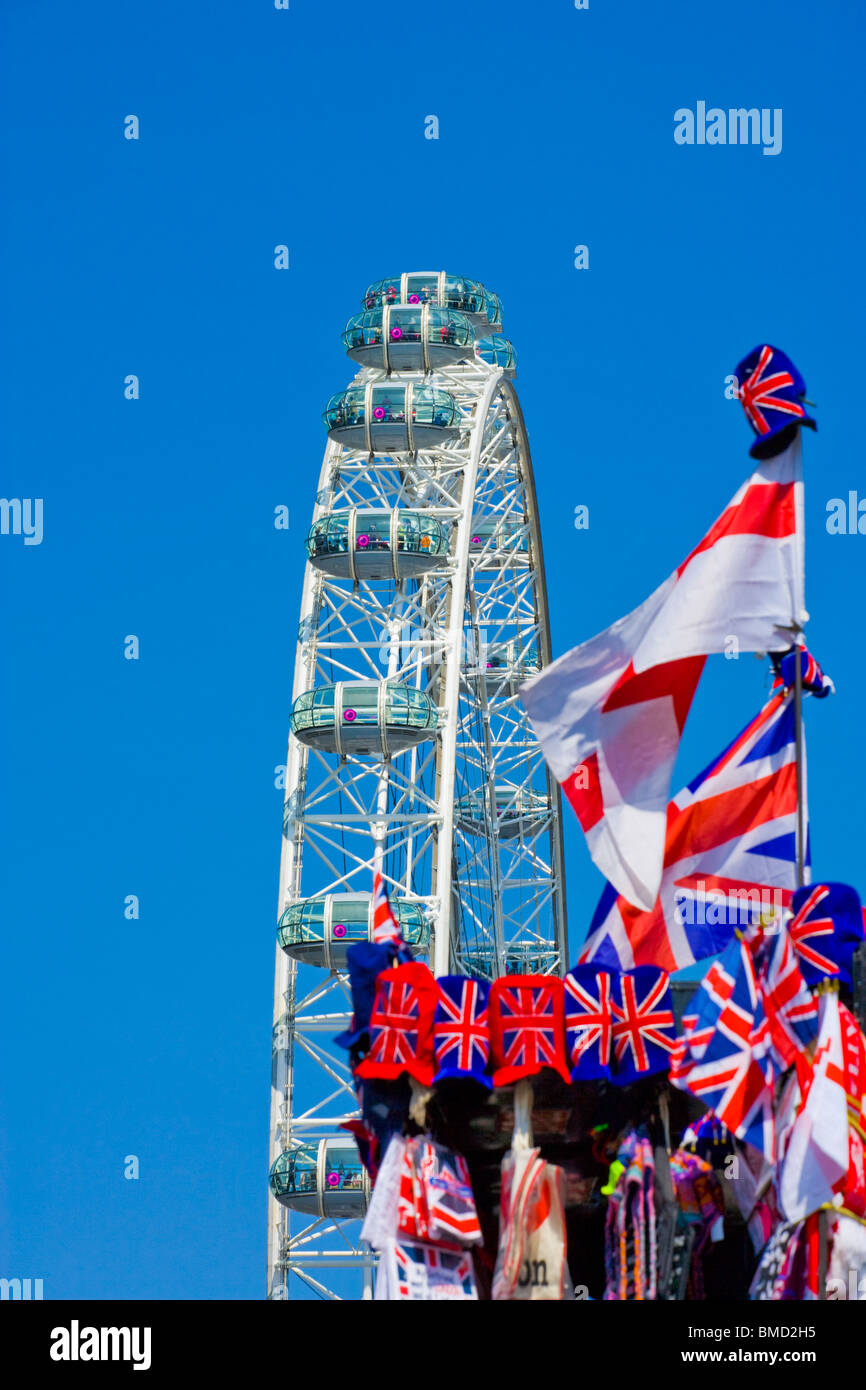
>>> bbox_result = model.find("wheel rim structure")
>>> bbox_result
[267,274,568,1300]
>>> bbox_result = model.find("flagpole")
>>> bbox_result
[792,429,807,891]
[794,635,805,890]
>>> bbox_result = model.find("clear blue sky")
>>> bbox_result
[2,0,864,1300]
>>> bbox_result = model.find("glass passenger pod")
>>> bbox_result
[269,1138,370,1218]
[467,516,529,563]
[465,637,540,692]
[457,787,550,840]
[361,272,493,331]
[305,508,450,581]
[343,305,476,373]
[476,335,517,377]
[462,944,561,980]
[277,891,429,968]
[289,680,438,757]
[324,382,461,453]
[481,289,504,333]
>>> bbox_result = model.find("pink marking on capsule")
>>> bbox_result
[326,1172,341,1187]
[390,326,403,340]
[343,709,357,722]
[333,923,347,939]
[373,406,386,420]
[357,534,370,548]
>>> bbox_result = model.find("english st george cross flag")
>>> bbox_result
[778,987,849,1223]
[521,436,805,910]
[579,688,805,972]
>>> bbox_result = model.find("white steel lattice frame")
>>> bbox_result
[267,351,567,1300]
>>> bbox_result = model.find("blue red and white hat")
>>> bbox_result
[433,976,492,1087]
[610,967,676,1086]
[564,966,613,1081]
[788,882,865,987]
[734,344,816,459]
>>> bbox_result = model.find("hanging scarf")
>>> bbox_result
[604,1132,657,1300]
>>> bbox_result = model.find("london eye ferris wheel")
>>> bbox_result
[267,271,568,1300]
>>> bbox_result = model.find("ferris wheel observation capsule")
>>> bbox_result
[468,516,529,562]
[362,273,504,334]
[363,271,491,325]
[289,680,438,757]
[343,305,476,372]
[456,787,550,840]
[324,382,461,453]
[305,508,450,580]
[269,1139,370,1218]
[277,891,429,967]
[476,334,517,376]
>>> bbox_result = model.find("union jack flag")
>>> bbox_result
[581,690,805,972]
[771,645,833,699]
[433,976,491,1086]
[671,937,776,1160]
[372,870,403,945]
[754,922,818,1069]
[564,966,612,1080]
[610,967,675,1084]
[356,962,438,1086]
[738,344,806,438]
[489,976,570,1086]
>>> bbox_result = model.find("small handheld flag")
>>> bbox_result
[372,870,404,946]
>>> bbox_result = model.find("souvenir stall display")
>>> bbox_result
[328,347,866,1300]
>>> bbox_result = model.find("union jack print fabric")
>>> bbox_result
[564,966,613,1081]
[389,1239,477,1301]
[670,936,776,1161]
[734,343,816,458]
[753,923,818,1070]
[356,962,438,1085]
[610,967,676,1084]
[787,882,865,988]
[580,690,805,972]
[771,644,833,699]
[371,870,403,945]
[489,975,571,1086]
[433,976,491,1086]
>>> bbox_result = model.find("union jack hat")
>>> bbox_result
[564,965,613,1081]
[433,976,492,1087]
[734,344,816,459]
[356,961,438,1086]
[787,882,865,988]
[488,975,570,1086]
[610,967,676,1085]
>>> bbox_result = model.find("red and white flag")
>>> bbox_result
[778,988,849,1223]
[372,870,403,945]
[521,438,805,910]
